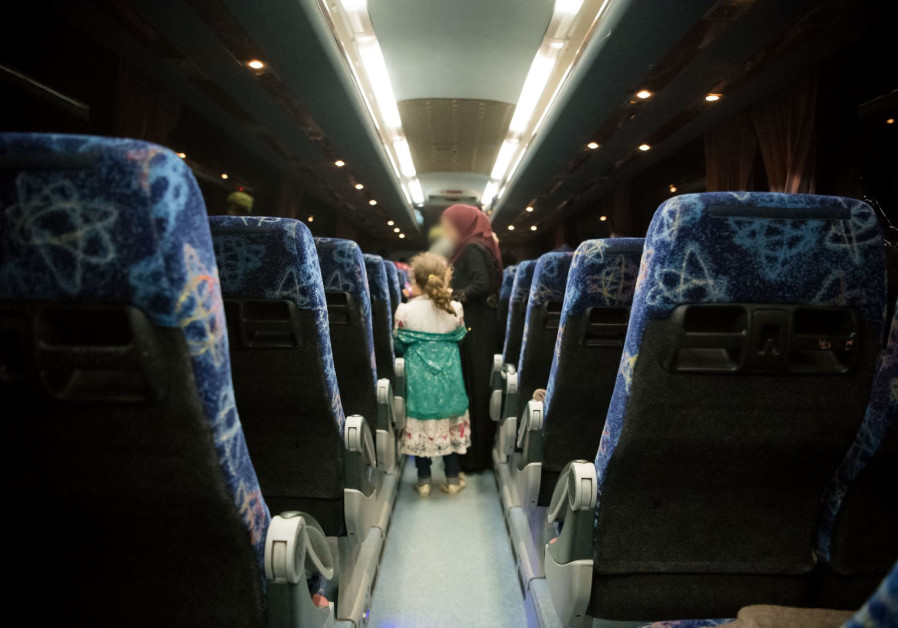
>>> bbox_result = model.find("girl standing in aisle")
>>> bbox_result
[394,253,470,496]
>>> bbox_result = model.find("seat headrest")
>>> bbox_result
[500,265,517,300]
[209,216,326,312]
[363,254,390,303]
[0,132,269,561]
[564,238,644,315]
[315,238,371,300]
[639,192,885,325]
[511,259,537,303]
[529,252,575,306]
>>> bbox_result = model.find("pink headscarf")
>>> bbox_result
[442,204,502,271]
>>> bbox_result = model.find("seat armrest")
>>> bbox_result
[265,511,336,628]
[516,399,544,470]
[392,358,406,431]
[375,379,399,473]
[344,415,377,497]
[375,379,396,433]
[546,460,596,564]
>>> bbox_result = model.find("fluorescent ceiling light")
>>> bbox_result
[357,39,402,130]
[482,179,499,205]
[509,53,557,134]
[491,140,519,180]
[339,0,367,12]
[409,178,425,205]
[394,139,416,177]
[554,0,585,16]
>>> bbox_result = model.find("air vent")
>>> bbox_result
[704,0,755,21]
[427,194,481,208]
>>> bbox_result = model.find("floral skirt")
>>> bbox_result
[399,411,472,457]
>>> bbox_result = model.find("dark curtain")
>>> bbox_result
[705,113,758,191]
[112,62,181,144]
[750,73,818,194]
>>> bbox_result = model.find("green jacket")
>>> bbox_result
[394,326,469,420]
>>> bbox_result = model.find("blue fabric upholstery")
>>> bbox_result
[518,251,573,373]
[643,620,730,628]
[844,559,898,627]
[500,264,517,300]
[363,253,391,304]
[209,215,344,434]
[315,237,377,386]
[543,238,644,421]
[503,259,536,363]
[816,295,898,559]
[0,133,270,563]
[595,192,886,509]
[384,260,402,312]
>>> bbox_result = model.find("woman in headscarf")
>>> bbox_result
[440,204,503,472]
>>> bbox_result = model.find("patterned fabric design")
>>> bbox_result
[400,412,471,457]
[518,252,574,373]
[595,193,886,521]
[209,215,344,435]
[394,326,469,419]
[500,264,517,300]
[843,559,898,627]
[0,133,270,564]
[503,259,536,362]
[384,260,402,312]
[363,254,390,303]
[817,297,898,561]
[642,620,731,628]
[315,237,377,386]
[543,239,643,420]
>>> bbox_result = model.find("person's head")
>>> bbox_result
[409,252,455,315]
[225,191,254,216]
[441,203,489,246]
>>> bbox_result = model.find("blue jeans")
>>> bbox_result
[415,453,460,481]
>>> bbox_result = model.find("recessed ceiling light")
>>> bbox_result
[586,141,599,150]
[307,216,314,222]
[398,233,406,239]
[525,206,534,212]
[599,215,608,222]
[387,220,394,226]
[507,225,515,231]
[636,89,653,100]
[705,93,721,102]
[247,59,265,70]
[669,184,677,193]
[355,183,364,190]
[176,152,186,159]
[393,227,400,233]
[220,173,229,180]
[334,160,345,167]
[369,199,377,206]
[530,225,537,231]
[888,118,895,125]
[638,143,651,152]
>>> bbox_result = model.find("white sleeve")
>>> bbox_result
[452,301,464,326]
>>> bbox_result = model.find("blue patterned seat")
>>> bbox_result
[532,239,643,505]
[209,216,348,535]
[384,259,402,315]
[503,259,537,367]
[498,264,517,345]
[545,193,887,623]
[315,238,377,421]
[814,295,898,609]
[0,133,268,625]
[364,253,396,383]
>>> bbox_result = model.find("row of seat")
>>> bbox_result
[490,192,898,626]
[0,134,405,627]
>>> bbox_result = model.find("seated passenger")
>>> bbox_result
[394,253,469,496]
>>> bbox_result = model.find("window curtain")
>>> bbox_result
[704,113,757,191]
[750,72,818,194]
[112,62,181,145]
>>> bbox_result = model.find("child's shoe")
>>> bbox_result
[415,480,431,497]
[458,472,466,489]
[441,478,465,495]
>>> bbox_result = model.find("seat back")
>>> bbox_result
[503,259,536,367]
[590,192,887,620]
[364,253,395,382]
[843,558,898,628]
[498,264,517,344]
[384,259,402,316]
[0,134,268,625]
[538,239,643,504]
[516,252,574,416]
[211,216,345,534]
[315,238,377,421]
[816,297,898,608]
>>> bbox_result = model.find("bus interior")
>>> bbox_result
[1,0,897,626]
